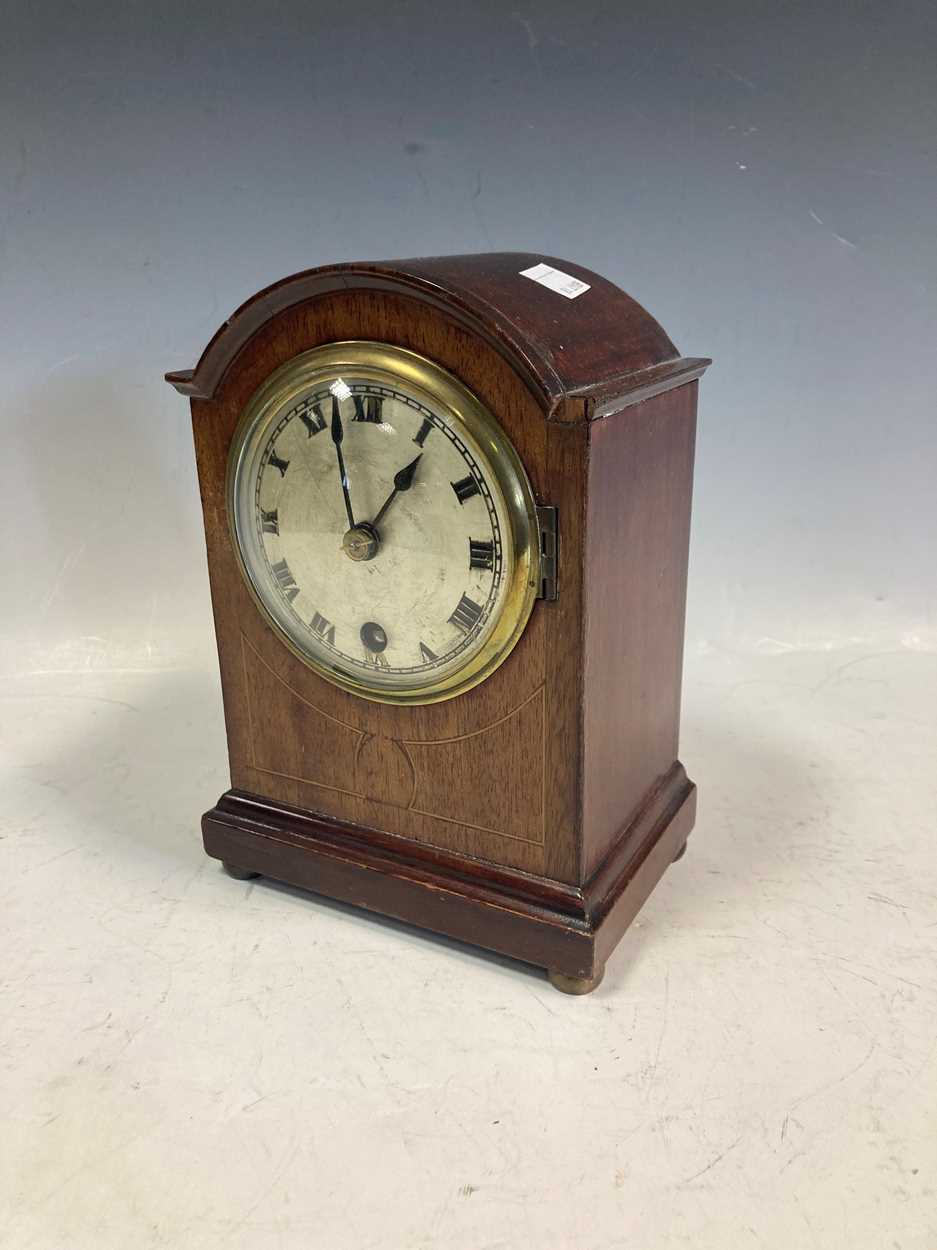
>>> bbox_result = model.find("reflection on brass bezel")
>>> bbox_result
[226,341,540,705]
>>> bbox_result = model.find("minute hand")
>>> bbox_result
[330,397,356,530]
[372,454,422,530]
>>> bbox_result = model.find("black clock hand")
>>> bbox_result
[331,395,356,531]
[372,454,422,530]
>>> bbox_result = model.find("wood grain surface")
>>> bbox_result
[582,381,699,878]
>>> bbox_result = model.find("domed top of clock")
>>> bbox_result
[166,252,708,417]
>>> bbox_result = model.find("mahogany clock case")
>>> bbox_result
[167,253,709,991]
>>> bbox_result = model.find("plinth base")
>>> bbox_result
[204,764,695,986]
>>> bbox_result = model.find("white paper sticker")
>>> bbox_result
[519,262,590,299]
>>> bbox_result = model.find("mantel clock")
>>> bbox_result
[167,253,709,993]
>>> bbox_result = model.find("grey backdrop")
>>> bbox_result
[2,0,935,674]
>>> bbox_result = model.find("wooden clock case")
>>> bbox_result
[167,253,709,993]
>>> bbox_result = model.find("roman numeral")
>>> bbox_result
[352,395,383,423]
[419,641,439,664]
[413,416,434,448]
[260,508,279,535]
[368,651,389,668]
[449,593,483,634]
[310,611,336,646]
[268,450,290,477]
[451,475,480,505]
[271,559,299,602]
[469,539,494,570]
[299,403,327,436]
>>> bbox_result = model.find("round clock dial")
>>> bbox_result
[227,342,539,704]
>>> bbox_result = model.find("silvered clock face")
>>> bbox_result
[228,343,538,704]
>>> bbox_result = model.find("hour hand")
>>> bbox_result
[372,454,422,530]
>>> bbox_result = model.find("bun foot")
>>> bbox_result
[223,861,261,881]
[548,967,605,995]
[672,840,688,863]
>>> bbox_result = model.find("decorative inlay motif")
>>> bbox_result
[241,633,544,843]
[355,734,416,810]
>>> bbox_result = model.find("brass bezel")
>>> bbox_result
[226,341,540,705]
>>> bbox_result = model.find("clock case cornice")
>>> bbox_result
[165,252,710,420]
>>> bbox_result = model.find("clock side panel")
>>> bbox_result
[541,410,588,885]
[188,290,585,880]
[580,381,698,880]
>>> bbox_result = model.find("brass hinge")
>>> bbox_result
[536,505,558,601]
